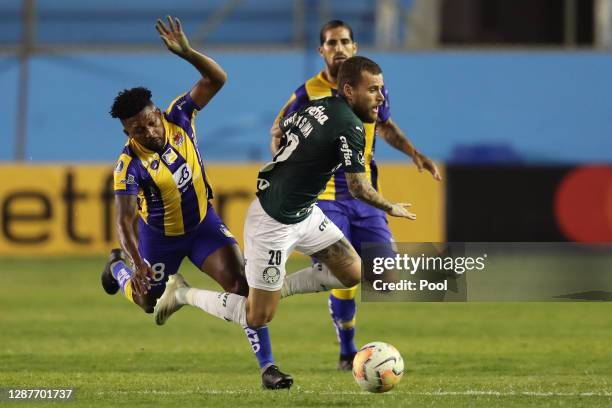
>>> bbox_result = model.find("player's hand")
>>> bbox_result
[387,203,416,220]
[156,16,192,58]
[413,152,442,181]
[131,260,153,296]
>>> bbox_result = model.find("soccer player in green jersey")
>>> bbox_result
[156,56,416,385]
[271,20,441,370]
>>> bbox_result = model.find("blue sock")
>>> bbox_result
[244,326,274,370]
[111,261,133,295]
[329,294,358,356]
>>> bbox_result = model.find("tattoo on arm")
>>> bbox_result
[345,172,394,212]
[312,237,359,270]
[378,119,417,157]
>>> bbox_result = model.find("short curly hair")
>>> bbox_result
[110,87,153,120]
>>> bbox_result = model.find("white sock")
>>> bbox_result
[176,287,247,326]
[281,263,348,298]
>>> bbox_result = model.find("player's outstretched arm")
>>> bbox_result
[345,172,416,219]
[377,118,442,181]
[115,195,153,295]
[155,16,227,108]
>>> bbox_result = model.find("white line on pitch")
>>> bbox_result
[95,389,612,397]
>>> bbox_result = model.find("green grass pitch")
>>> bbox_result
[1,257,611,407]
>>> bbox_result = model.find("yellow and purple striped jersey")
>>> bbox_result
[113,92,213,236]
[275,71,391,200]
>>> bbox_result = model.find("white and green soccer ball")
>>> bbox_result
[352,341,404,393]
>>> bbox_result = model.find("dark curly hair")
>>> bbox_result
[110,87,153,120]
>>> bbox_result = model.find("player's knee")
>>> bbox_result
[340,274,360,288]
[339,258,361,288]
[247,309,275,327]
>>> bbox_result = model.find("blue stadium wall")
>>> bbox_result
[0,51,611,163]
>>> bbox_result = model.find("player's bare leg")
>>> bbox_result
[281,237,361,298]
[245,288,293,389]
[312,237,361,288]
[200,243,249,296]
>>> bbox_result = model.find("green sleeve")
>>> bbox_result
[338,122,366,173]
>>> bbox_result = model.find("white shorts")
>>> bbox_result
[244,198,344,291]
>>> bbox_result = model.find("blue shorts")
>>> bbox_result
[138,202,237,297]
[316,198,394,255]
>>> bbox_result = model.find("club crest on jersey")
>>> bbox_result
[263,266,281,284]
[162,148,178,165]
[172,132,184,147]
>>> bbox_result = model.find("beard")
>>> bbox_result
[328,61,341,78]
[352,103,378,123]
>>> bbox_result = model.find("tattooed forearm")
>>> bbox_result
[345,172,394,212]
[378,119,417,157]
[312,237,359,269]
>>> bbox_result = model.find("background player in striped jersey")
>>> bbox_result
[270,20,441,370]
[101,16,292,389]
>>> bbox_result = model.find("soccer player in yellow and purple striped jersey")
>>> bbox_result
[101,16,293,389]
[271,20,441,370]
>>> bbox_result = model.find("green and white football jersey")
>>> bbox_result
[257,96,366,224]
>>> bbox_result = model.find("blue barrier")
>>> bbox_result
[1,51,611,163]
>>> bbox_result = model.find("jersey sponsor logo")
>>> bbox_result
[176,100,187,111]
[355,126,363,133]
[162,148,178,165]
[121,174,137,185]
[173,163,193,189]
[339,135,353,166]
[305,105,329,125]
[262,266,281,284]
[172,132,184,146]
[319,216,330,231]
[358,151,365,166]
[257,178,270,191]
[150,160,159,170]
[282,112,297,128]
[114,160,124,173]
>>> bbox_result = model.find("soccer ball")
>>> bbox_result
[352,342,404,393]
